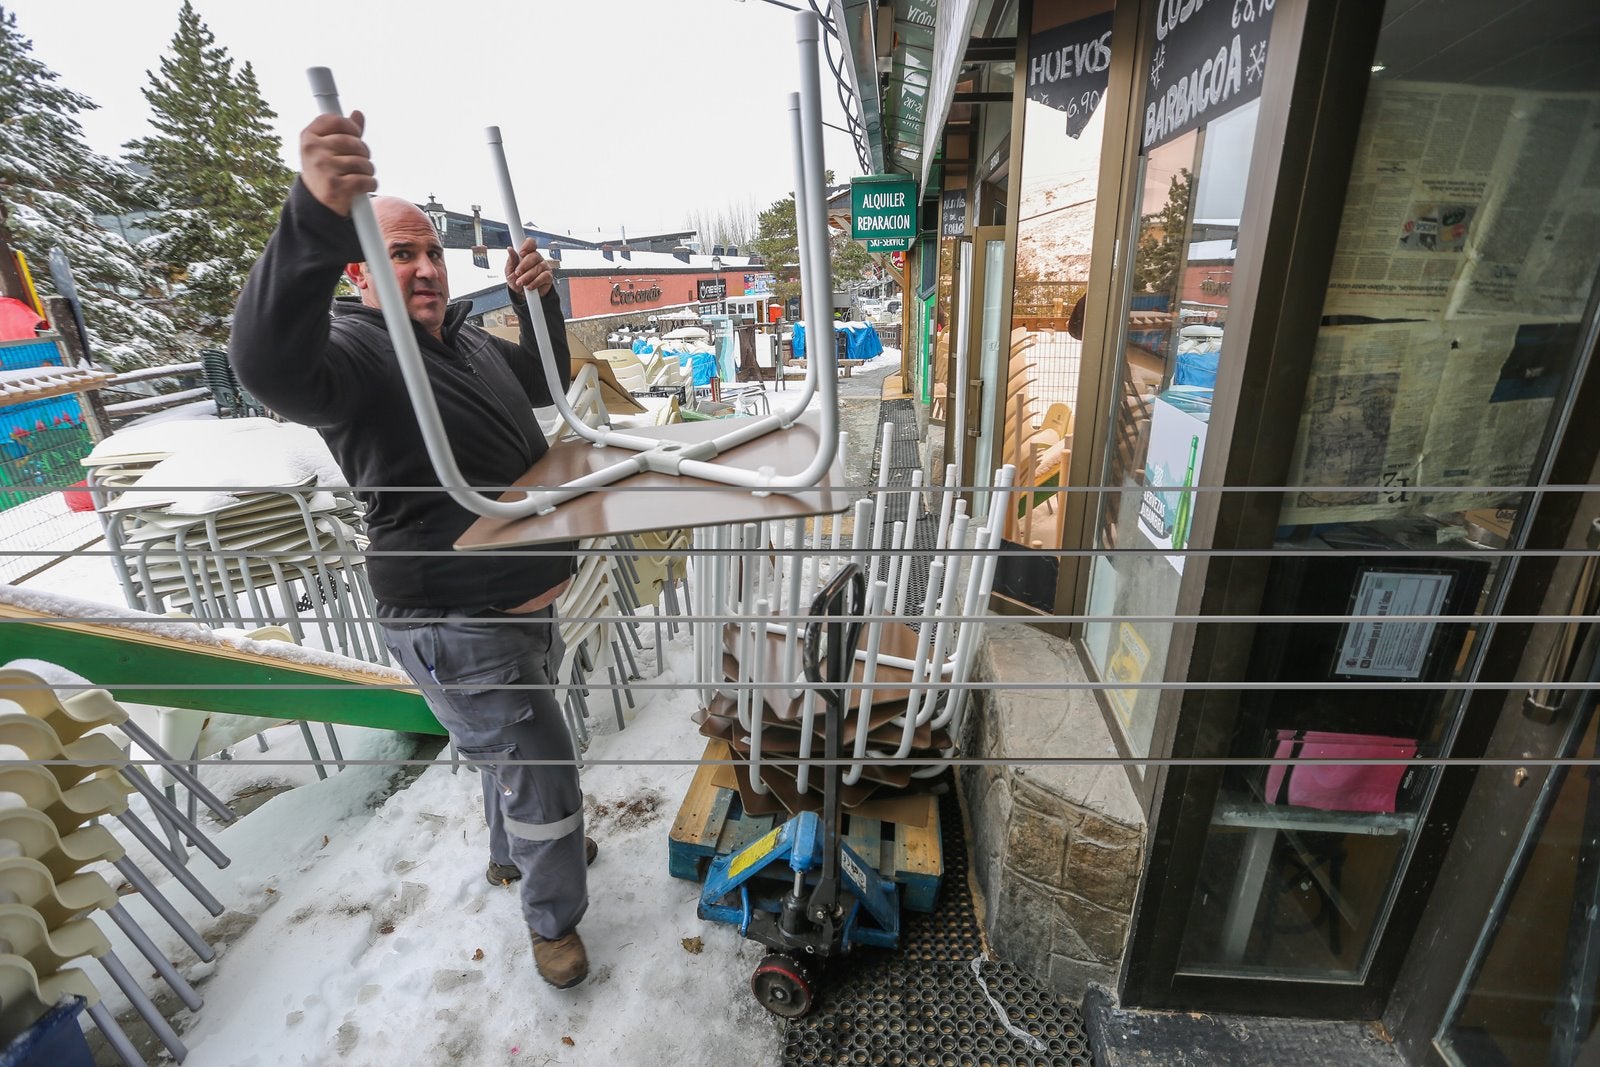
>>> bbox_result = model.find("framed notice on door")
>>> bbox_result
[1334,569,1454,680]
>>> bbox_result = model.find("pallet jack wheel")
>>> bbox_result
[750,953,814,1018]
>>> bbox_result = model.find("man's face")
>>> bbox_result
[348,198,450,338]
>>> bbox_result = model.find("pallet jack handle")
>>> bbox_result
[801,563,867,939]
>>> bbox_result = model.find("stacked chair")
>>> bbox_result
[1000,327,1075,548]
[551,530,691,748]
[82,421,385,666]
[685,426,1016,816]
[197,349,267,420]
[532,371,691,754]
[0,669,236,1066]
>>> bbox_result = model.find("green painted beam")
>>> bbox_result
[4,619,443,735]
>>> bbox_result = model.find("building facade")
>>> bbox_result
[836,1,1600,1061]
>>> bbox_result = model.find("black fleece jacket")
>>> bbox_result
[230,179,574,610]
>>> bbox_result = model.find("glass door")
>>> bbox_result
[1437,619,1600,1065]
[965,227,1009,516]
[1117,0,1600,1021]
[1157,0,1600,1004]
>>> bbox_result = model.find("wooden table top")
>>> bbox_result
[455,410,851,549]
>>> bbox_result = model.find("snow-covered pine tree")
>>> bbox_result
[228,62,294,235]
[0,7,185,369]
[124,1,291,343]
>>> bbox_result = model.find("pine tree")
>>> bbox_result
[750,172,873,311]
[0,7,184,369]
[226,62,294,242]
[1133,167,1193,299]
[124,2,292,342]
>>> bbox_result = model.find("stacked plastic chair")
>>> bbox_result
[554,537,649,741]
[0,669,236,1066]
[81,420,385,666]
[197,349,267,420]
[615,529,690,660]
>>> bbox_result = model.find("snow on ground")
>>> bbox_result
[0,354,910,1063]
[68,645,787,1067]
[10,574,786,1065]
[0,489,101,583]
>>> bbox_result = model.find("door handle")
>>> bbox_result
[1525,517,1600,723]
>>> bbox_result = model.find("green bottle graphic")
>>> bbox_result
[1170,434,1199,550]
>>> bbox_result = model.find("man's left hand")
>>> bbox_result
[505,240,556,298]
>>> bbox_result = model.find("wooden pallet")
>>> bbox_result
[668,740,944,912]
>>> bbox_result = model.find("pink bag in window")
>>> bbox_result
[1264,730,1418,814]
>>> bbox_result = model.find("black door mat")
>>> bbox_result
[1082,986,1406,1066]
[780,786,1092,1067]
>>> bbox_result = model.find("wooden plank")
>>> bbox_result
[667,732,945,911]
[841,813,889,878]
[893,800,944,911]
[668,739,733,847]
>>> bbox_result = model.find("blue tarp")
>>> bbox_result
[791,322,884,361]
[1173,348,1219,389]
[0,994,91,1067]
[678,349,719,387]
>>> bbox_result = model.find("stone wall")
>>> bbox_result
[960,622,1146,1001]
[477,305,641,358]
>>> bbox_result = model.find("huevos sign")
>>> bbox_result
[851,175,918,244]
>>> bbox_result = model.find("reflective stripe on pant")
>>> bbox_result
[382,607,587,938]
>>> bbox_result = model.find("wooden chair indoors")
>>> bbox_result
[1004,396,1071,549]
[998,328,1073,548]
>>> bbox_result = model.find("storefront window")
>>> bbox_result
[1085,0,1274,761]
[995,1,1114,609]
[1175,1,1600,982]
[931,234,958,428]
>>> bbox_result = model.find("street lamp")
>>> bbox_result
[422,195,447,238]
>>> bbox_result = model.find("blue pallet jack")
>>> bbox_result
[697,564,902,1018]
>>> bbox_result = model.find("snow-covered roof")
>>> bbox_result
[442,247,760,301]
[1187,239,1237,262]
[555,249,759,273]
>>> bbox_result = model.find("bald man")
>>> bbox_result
[231,111,593,989]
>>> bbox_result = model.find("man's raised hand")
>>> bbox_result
[300,112,377,217]
[505,240,557,298]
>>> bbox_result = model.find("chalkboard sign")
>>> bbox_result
[940,189,968,238]
[1025,11,1113,140]
[1142,0,1274,151]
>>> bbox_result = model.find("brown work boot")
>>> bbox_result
[487,838,598,886]
[530,929,589,989]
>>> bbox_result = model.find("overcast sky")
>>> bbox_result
[10,0,863,240]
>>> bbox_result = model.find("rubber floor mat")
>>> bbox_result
[779,786,1093,1067]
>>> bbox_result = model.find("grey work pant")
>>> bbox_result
[381,607,587,938]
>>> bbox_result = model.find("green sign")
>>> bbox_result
[851,175,918,243]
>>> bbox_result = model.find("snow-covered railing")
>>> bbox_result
[104,387,211,417]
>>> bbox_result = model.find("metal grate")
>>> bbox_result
[780,786,1092,1067]
[868,399,938,625]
